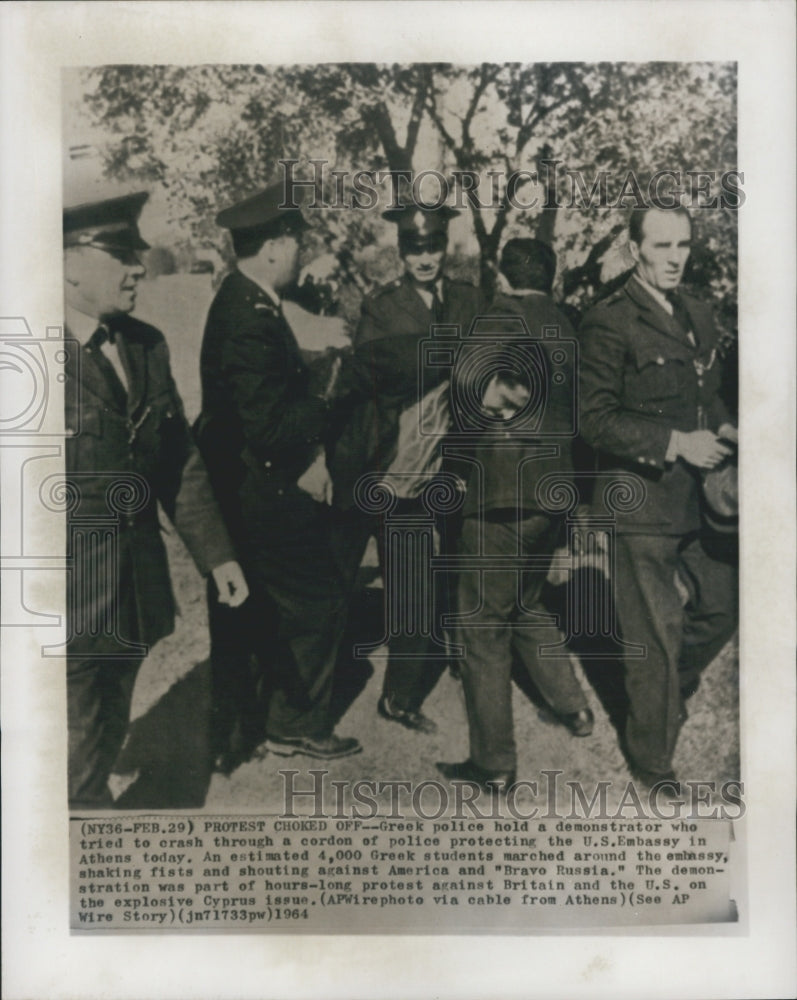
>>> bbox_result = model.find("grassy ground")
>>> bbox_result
[112,275,740,814]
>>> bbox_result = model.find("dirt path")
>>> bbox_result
[115,529,739,815]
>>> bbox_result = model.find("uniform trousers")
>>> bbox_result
[456,512,589,773]
[67,656,141,809]
[330,497,454,713]
[239,480,347,739]
[206,580,278,758]
[615,529,738,775]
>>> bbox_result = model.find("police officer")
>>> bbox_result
[196,184,361,761]
[63,191,248,809]
[578,206,738,788]
[330,203,485,733]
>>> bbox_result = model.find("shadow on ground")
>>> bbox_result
[113,659,213,809]
[111,581,385,809]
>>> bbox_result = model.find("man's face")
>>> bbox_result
[401,234,447,285]
[630,210,692,292]
[267,233,301,291]
[64,245,145,318]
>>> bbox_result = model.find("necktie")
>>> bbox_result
[665,290,696,345]
[426,284,443,325]
[90,323,115,346]
[87,324,127,407]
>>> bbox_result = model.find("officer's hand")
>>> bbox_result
[674,430,733,469]
[481,374,531,420]
[299,253,339,290]
[212,560,249,608]
[297,450,334,505]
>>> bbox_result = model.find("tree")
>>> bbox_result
[420,62,737,311]
[69,61,738,320]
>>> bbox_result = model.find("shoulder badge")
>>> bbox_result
[368,277,403,300]
[253,294,279,313]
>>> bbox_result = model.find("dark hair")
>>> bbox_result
[499,238,557,292]
[628,206,692,245]
[231,213,306,259]
[231,227,271,260]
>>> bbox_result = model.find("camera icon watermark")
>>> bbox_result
[0,318,80,637]
[419,313,578,440]
[0,318,79,436]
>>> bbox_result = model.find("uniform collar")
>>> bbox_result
[631,273,674,316]
[237,261,281,306]
[408,274,444,305]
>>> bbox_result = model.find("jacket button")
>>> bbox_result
[264,460,272,468]
[277,489,284,496]
[656,356,665,365]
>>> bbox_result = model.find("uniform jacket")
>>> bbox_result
[196,269,328,519]
[329,273,485,510]
[578,275,729,534]
[64,313,234,659]
[459,291,577,518]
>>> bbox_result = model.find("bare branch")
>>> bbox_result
[404,73,428,160]
[461,64,499,149]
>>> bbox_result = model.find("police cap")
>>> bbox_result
[63,191,150,252]
[215,182,309,240]
[382,204,459,254]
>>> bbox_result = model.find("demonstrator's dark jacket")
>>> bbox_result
[329,272,485,510]
[456,290,578,518]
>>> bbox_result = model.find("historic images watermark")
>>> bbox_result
[278,770,746,822]
[279,160,746,212]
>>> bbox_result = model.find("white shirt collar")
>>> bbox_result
[499,286,547,298]
[495,273,548,298]
[412,277,443,307]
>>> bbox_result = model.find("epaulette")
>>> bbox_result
[367,278,403,300]
[601,289,625,306]
[245,288,280,312]
[254,299,279,313]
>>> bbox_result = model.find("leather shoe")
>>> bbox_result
[213,749,247,776]
[264,733,362,760]
[378,695,437,734]
[629,765,680,796]
[559,706,594,737]
[436,759,516,794]
[541,705,594,737]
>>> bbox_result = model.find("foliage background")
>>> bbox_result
[65,61,738,335]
